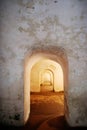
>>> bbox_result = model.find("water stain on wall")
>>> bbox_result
[18,0,34,8]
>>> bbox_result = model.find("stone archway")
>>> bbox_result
[40,69,54,92]
[24,45,68,124]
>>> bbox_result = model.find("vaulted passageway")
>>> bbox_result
[30,59,63,92]
[24,46,68,125]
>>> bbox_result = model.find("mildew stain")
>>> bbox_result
[14,114,20,120]
[9,114,20,120]
[80,15,84,20]
[54,1,58,3]
[38,0,44,5]
[18,0,35,9]
[26,2,34,9]
[18,26,26,32]
[18,9,21,14]
[71,16,78,21]
[0,56,6,63]
[71,4,75,8]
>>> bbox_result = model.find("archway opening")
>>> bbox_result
[24,46,68,126]
[29,58,64,129]
[30,59,63,92]
[40,69,53,92]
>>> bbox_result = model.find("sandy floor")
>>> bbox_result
[28,91,65,130]
[30,91,64,115]
[0,92,86,130]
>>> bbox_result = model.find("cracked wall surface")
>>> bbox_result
[0,0,87,126]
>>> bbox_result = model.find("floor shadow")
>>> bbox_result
[37,115,87,130]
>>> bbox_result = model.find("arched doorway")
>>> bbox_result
[30,58,64,92]
[24,45,68,124]
[40,69,53,92]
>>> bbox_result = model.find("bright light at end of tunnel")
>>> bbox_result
[30,59,64,92]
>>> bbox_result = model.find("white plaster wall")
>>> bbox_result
[0,0,87,126]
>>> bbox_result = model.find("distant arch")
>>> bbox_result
[40,69,54,92]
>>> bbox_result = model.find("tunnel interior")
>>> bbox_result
[30,59,64,92]
[24,46,68,125]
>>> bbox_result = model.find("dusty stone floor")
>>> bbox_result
[0,92,87,130]
[29,91,64,130]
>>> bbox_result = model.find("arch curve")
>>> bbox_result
[24,45,68,124]
[40,69,54,92]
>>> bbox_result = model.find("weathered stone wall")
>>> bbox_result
[0,0,87,126]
